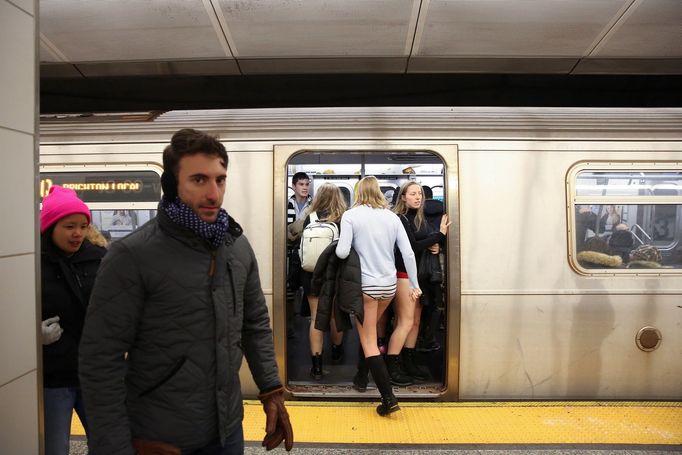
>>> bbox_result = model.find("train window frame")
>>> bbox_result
[274,143,460,401]
[566,161,682,275]
[39,164,163,242]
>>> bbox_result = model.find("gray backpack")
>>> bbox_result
[299,212,339,272]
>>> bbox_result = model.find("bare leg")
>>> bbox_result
[308,296,323,354]
[330,313,343,346]
[356,294,390,358]
[404,301,423,348]
[387,278,415,355]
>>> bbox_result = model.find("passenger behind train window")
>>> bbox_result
[575,206,599,252]
[389,182,450,386]
[599,205,621,234]
[607,224,635,265]
[299,183,346,381]
[422,185,444,235]
[286,172,312,338]
[287,172,312,224]
[415,184,445,353]
[335,176,421,416]
[628,244,663,269]
[577,236,623,269]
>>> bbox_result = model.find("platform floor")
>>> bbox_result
[69,400,681,453]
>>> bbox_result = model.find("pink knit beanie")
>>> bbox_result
[40,185,91,233]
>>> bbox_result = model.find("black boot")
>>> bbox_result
[366,355,400,416]
[353,354,369,392]
[401,348,428,381]
[331,343,345,363]
[310,353,323,380]
[386,354,413,386]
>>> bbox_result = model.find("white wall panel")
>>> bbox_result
[0,2,39,454]
[459,294,682,399]
[0,255,38,386]
[0,129,35,257]
[224,151,273,291]
[0,372,39,454]
[458,149,682,293]
[0,0,35,132]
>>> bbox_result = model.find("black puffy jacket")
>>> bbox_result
[41,235,106,388]
[80,210,281,454]
[311,241,363,330]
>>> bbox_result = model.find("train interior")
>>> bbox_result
[574,169,682,269]
[284,150,448,397]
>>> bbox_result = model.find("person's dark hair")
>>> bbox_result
[584,236,611,255]
[422,185,433,200]
[163,128,228,176]
[292,172,310,185]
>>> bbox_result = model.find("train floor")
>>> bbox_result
[68,401,681,454]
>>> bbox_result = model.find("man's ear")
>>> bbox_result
[161,171,178,201]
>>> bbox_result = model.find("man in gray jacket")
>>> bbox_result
[80,128,293,454]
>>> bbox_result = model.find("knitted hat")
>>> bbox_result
[40,186,91,233]
[630,244,662,264]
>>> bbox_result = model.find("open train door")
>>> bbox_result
[273,143,460,401]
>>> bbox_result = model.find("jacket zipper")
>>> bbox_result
[209,251,216,276]
[226,263,237,316]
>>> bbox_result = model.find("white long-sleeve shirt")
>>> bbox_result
[336,205,419,289]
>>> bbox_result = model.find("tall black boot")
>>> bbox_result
[310,353,323,380]
[385,354,414,386]
[366,355,400,416]
[401,348,428,381]
[353,347,369,392]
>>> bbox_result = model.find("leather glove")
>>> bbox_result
[132,439,180,455]
[41,316,63,345]
[258,387,294,451]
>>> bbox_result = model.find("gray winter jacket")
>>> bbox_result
[79,209,281,454]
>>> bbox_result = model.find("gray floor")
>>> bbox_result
[70,439,681,454]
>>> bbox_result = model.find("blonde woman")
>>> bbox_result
[301,184,347,379]
[336,176,420,416]
[390,182,449,384]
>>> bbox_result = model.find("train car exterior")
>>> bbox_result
[39,107,682,401]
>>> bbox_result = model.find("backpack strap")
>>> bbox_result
[309,211,319,223]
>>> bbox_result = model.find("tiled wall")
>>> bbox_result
[0,0,39,453]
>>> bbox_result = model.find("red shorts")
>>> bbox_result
[396,271,408,279]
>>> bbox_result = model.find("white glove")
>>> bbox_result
[41,316,63,345]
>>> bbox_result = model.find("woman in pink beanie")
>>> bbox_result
[40,186,106,455]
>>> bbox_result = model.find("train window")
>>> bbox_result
[569,165,682,272]
[285,151,448,396]
[90,209,158,242]
[40,168,162,244]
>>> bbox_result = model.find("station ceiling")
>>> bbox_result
[40,0,681,78]
[38,0,682,112]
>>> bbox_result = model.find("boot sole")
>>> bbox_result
[376,404,400,416]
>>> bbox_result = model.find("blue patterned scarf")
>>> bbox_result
[160,197,229,249]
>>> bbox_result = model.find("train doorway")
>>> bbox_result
[273,145,460,399]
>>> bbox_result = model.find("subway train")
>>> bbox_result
[39,107,682,402]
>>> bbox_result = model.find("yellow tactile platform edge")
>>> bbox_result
[72,401,682,445]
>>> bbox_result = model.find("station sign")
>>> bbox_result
[40,171,161,203]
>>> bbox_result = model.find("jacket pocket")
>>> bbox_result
[138,356,187,398]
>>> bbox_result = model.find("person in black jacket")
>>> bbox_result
[390,182,449,384]
[39,185,106,455]
[79,129,293,455]
[300,183,346,379]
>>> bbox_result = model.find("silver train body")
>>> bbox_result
[40,107,682,401]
